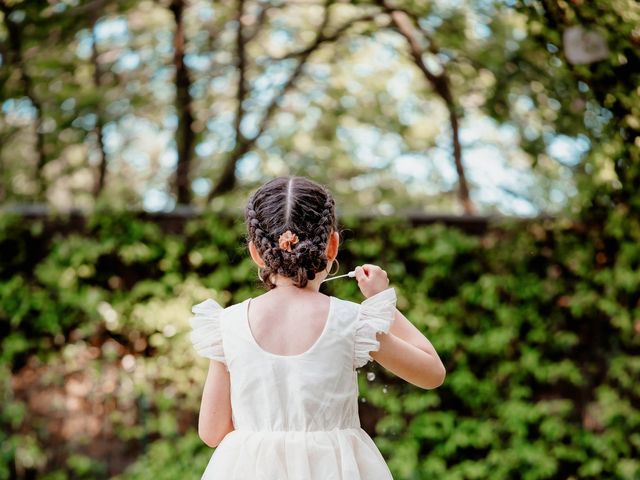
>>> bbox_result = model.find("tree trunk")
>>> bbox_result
[1,4,47,201]
[386,6,475,214]
[91,20,108,198]
[169,0,195,206]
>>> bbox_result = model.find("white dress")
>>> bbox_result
[190,287,398,480]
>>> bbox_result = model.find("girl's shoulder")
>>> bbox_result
[326,287,397,330]
[334,287,397,314]
[189,296,253,365]
[190,296,228,363]
[190,296,245,325]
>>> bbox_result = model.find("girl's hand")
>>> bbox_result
[354,264,390,298]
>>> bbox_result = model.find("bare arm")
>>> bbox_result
[355,264,446,389]
[198,360,234,447]
[388,307,440,355]
[371,308,446,389]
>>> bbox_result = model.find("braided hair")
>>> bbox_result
[245,176,338,289]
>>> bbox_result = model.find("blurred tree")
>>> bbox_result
[0,0,636,215]
[90,13,108,198]
[380,3,474,214]
[514,0,640,214]
[0,1,47,200]
[0,0,143,206]
[169,0,195,205]
[207,0,380,199]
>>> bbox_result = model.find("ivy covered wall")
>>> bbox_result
[1,206,638,479]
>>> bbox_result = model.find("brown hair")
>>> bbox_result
[245,176,338,289]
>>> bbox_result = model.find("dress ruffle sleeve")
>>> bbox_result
[190,298,226,364]
[353,287,397,368]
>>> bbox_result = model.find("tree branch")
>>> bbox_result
[382,3,475,214]
[279,11,381,60]
[252,3,334,142]
[243,3,271,44]
[209,0,375,199]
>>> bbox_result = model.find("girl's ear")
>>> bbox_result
[248,240,266,267]
[326,230,339,261]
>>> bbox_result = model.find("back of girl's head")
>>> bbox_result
[245,176,338,290]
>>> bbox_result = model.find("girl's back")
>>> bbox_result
[191,287,397,479]
[247,290,332,356]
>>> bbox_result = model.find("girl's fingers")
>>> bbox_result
[354,266,367,282]
[356,264,388,287]
[362,264,386,280]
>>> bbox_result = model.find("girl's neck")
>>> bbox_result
[271,274,325,293]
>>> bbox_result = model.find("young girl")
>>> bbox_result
[190,176,445,479]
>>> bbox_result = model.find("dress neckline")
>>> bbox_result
[244,296,334,359]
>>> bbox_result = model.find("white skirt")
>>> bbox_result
[201,427,394,480]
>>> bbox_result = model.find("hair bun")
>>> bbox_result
[294,239,324,281]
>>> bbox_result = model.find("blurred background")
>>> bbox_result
[1,0,639,479]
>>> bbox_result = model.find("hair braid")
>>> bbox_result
[313,196,335,246]
[246,194,279,285]
[291,194,336,282]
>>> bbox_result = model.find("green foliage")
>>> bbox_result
[0,206,638,479]
[112,432,211,480]
[514,0,640,212]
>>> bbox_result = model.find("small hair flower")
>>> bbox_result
[278,230,299,251]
